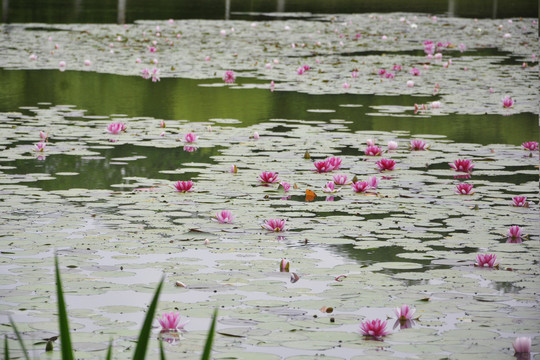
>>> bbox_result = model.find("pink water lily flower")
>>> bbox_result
[512,196,528,207]
[364,145,383,156]
[173,180,194,192]
[262,219,286,232]
[410,140,428,151]
[352,181,370,193]
[449,159,475,173]
[280,258,290,272]
[314,159,332,173]
[359,319,390,338]
[502,95,514,108]
[455,183,474,195]
[279,181,291,192]
[40,131,48,141]
[507,225,523,239]
[34,142,46,152]
[394,305,416,321]
[367,175,380,189]
[333,174,348,185]
[158,312,188,331]
[326,156,342,171]
[215,210,235,224]
[522,141,538,151]
[223,70,236,83]
[258,171,279,184]
[376,158,396,171]
[387,141,398,150]
[106,122,126,135]
[184,133,198,143]
[475,253,498,268]
[410,67,421,76]
[322,181,340,193]
[513,337,531,354]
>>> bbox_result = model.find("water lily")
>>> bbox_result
[376,158,396,171]
[512,196,528,207]
[322,181,340,193]
[215,210,235,224]
[431,101,441,109]
[522,141,538,151]
[280,258,290,272]
[258,171,279,184]
[455,183,474,195]
[158,312,188,331]
[314,159,332,173]
[406,80,414,87]
[173,180,194,192]
[507,225,523,240]
[223,70,235,83]
[253,131,260,140]
[279,181,291,192]
[184,133,198,143]
[475,253,498,268]
[449,159,475,173]
[364,145,383,156]
[359,319,390,338]
[502,95,514,108]
[410,139,428,151]
[39,131,48,141]
[333,174,348,185]
[367,175,380,189]
[327,156,342,170]
[394,304,416,321]
[262,219,286,232]
[141,68,150,79]
[513,337,531,354]
[106,122,126,135]
[410,67,421,76]
[352,181,370,193]
[387,141,398,150]
[34,142,46,152]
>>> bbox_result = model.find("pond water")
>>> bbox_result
[0,8,539,360]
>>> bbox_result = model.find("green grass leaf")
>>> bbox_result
[4,335,9,360]
[132,277,164,360]
[9,318,29,360]
[159,338,166,360]
[200,309,218,360]
[55,255,75,360]
[105,339,113,360]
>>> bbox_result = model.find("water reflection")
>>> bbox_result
[2,143,222,190]
[0,0,535,24]
[392,318,415,330]
[0,70,536,146]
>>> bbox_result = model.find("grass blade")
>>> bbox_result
[105,339,113,360]
[200,309,218,360]
[132,277,164,360]
[55,255,75,360]
[4,334,9,360]
[8,317,29,360]
[159,338,166,360]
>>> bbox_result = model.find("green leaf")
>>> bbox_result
[200,309,218,360]
[55,255,75,360]
[9,318,29,360]
[106,339,113,360]
[132,277,164,360]
[159,338,166,360]
[4,335,9,360]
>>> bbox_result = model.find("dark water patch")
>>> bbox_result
[1,143,222,190]
[1,69,536,145]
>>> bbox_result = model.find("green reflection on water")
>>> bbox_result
[0,0,536,24]
[2,143,221,190]
[0,69,537,146]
